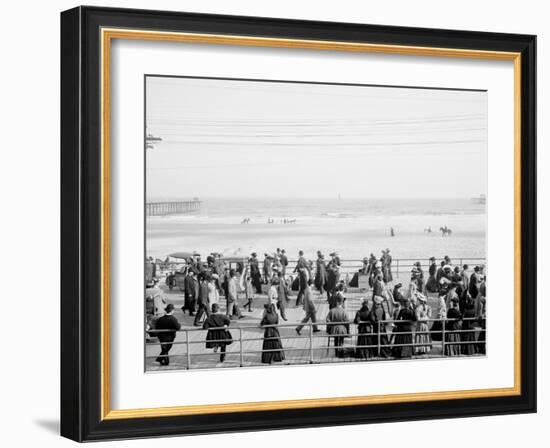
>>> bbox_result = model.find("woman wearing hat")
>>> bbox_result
[260,303,285,364]
[392,283,405,305]
[415,295,432,354]
[460,294,478,355]
[366,296,392,358]
[426,257,439,293]
[392,299,417,358]
[444,298,462,356]
[354,298,375,359]
[430,291,447,342]
[325,255,340,300]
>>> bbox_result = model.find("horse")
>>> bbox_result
[424,227,432,233]
[439,226,452,236]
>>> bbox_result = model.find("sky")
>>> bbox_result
[145,76,487,200]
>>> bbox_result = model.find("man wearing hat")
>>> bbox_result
[279,249,288,276]
[249,253,262,294]
[194,274,211,326]
[263,253,273,284]
[294,250,310,307]
[154,304,181,366]
[183,269,199,316]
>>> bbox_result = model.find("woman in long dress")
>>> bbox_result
[430,294,446,342]
[461,295,477,355]
[354,299,374,359]
[476,288,487,354]
[367,296,392,357]
[392,300,417,358]
[444,299,462,356]
[326,295,349,358]
[426,257,439,292]
[381,249,393,283]
[415,296,432,354]
[260,304,285,364]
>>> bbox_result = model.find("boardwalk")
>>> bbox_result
[144,281,469,371]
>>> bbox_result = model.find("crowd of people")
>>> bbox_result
[148,249,487,367]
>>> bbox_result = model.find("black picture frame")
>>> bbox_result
[61,5,536,442]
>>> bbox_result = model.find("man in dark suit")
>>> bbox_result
[294,250,310,307]
[194,274,211,326]
[155,304,181,366]
[183,270,198,316]
[249,253,262,293]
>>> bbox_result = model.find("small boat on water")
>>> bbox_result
[471,194,486,205]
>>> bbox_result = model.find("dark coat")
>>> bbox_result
[260,311,285,363]
[198,281,209,305]
[392,308,417,358]
[184,275,198,298]
[314,258,327,291]
[203,313,232,348]
[155,314,181,342]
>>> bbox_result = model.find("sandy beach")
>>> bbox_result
[146,198,486,263]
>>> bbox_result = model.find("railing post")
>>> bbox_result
[377,321,381,357]
[186,330,191,369]
[309,323,314,364]
[239,327,244,367]
[441,318,446,358]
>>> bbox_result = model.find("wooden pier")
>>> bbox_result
[146,199,201,216]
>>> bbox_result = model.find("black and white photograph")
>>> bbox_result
[144,75,488,371]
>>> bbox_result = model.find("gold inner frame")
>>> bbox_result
[100,27,522,420]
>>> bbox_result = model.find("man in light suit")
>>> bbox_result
[226,269,242,319]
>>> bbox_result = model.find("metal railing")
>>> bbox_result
[151,257,486,278]
[146,317,486,369]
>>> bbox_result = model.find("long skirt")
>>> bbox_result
[430,320,444,341]
[461,324,477,355]
[426,275,439,293]
[329,326,348,358]
[261,327,285,363]
[392,331,414,358]
[383,266,393,283]
[477,320,486,354]
[444,332,462,356]
[415,322,432,354]
[355,328,375,359]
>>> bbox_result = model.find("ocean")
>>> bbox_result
[145,197,486,264]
